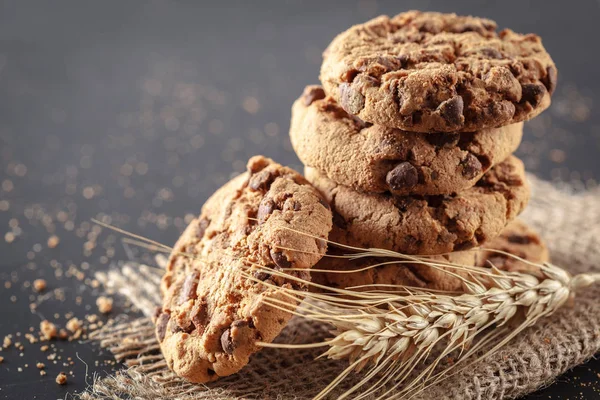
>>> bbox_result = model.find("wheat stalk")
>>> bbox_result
[92,219,600,399]
[252,249,600,400]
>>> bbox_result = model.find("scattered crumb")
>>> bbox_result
[33,279,47,292]
[40,370,46,376]
[40,345,49,352]
[55,371,67,385]
[3,336,12,348]
[25,333,38,344]
[96,296,113,314]
[0,356,3,363]
[58,329,68,340]
[66,318,82,333]
[40,320,58,340]
[36,362,45,369]
[47,235,60,248]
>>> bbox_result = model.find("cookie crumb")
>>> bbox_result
[96,296,113,314]
[3,335,12,348]
[58,329,68,340]
[40,345,49,352]
[55,371,67,385]
[0,356,4,363]
[40,370,46,376]
[40,320,58,340]
[47,235,60,248]
[36,362,45,369]
[33,279,47,292]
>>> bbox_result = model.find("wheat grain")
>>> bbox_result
[91,220,600,399]
[255,255,600,400]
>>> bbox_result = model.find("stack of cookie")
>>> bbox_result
[290,11,557,291]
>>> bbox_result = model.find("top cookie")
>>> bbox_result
[155,156,332,383]
[320,11,557,132]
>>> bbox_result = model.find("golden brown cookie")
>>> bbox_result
[311,220,547,293]
[311,250,477,293]
[306,155,529,256]
[320,11,557,132]
[155,156,332,383]
[291,85,523,196]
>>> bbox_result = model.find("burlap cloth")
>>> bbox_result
[84,176,600,399]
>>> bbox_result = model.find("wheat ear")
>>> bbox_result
[253,248,600,400]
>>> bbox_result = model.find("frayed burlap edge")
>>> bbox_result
[81,176,600,400]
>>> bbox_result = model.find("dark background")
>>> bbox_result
[1,1,599,399]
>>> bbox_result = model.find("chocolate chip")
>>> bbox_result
[190,299,208,331]
[425,132,460,148]
[179,271,199,304]
[249,170,276,191]
[438,96,464,127]
[425,195,445,208]
[302,86,326,106]
[397,54,410,68]
[270,249,292,268]
[507,234,533,245]
[253,270,271,281]
[293,201,301,211]
[461,154,482,179]
[386,162,418,191]
[220,328,234,354]
[232,319,249,329]
[155,312,170,342]
[257,198,276,224]
[171,322,193,334]
[544,66,558,95]
[521,83,546,107]
[394,197,414,212]
[332,211,347,229]
[339,83,365,115]
[207,368,216,376]
[480,47,502,59]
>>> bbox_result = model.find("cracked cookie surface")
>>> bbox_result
[320,11,557,132]
[155,156,332,383]
[291,85,523,196]
[305,155,529,255]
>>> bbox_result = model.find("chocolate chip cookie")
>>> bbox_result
[155,156,332,383]
[311,250,477,293]
[311,220,547,293]
[291,85,523,196]
[320,11,557,132]
[305,155,529,255]
[476,219,549,276]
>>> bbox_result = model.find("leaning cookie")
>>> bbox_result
[291,86,524,196]
[320,11,557,132]
[306,155,529,255]
[155,156,333,383]
[476,219,549,276]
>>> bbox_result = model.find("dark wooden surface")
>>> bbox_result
[1,1,599,398]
